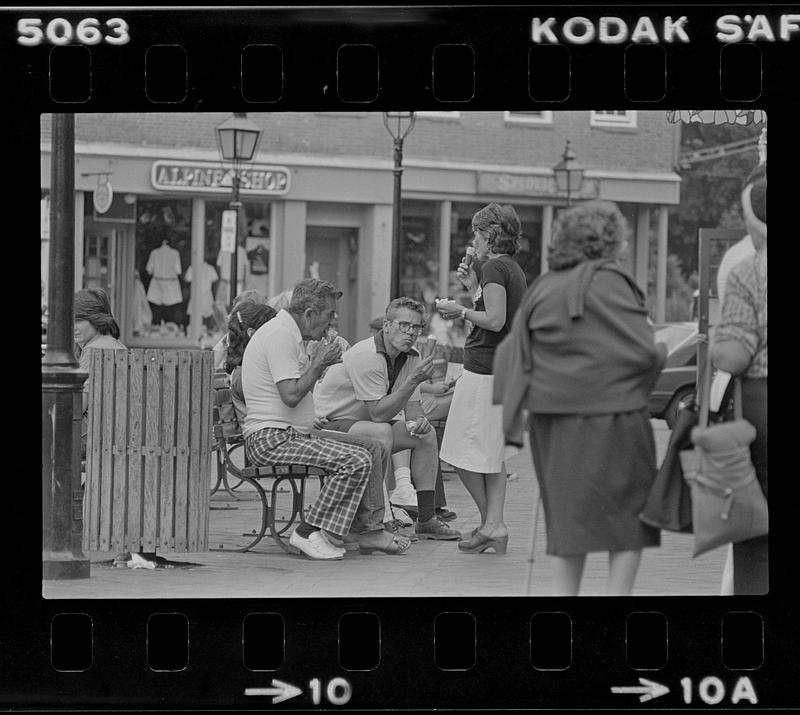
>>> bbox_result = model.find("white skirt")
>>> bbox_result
[439,369,505,474]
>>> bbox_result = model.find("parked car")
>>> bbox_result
[648,321,698,428]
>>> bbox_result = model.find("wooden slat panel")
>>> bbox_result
[141,349,162,552]
[187,351,203,551]
[173,351,191,551]
[82,348,214,555]
[126,350,144,551]
[98,349,116,551]
[158,351,178,551]
[84,350,103,550]
[111,350,129,550]
[197,352,213,551]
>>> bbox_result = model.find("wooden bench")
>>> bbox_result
[211,371,329,553]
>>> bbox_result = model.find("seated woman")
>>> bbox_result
[74,288,127,459]
[212,289,268,370]
[223,301,278,424]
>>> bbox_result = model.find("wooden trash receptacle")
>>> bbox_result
[83,349,214,553]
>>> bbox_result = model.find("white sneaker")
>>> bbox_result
[319,530,346,556]
[289,529,344,560]
[389,483,418,507]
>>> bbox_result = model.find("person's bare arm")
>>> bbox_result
[275,342,342,408]
[437,283,507,332]
[363,354,435,423]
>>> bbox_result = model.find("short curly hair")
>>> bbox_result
[385,296,427,322]
[471,202,522,256]
[288,279,342,316]
[547,200,629,271]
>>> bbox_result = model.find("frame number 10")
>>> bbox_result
[309,677,352,706]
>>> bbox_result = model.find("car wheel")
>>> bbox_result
[665,386,695,430]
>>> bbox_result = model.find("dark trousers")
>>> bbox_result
[733,378,768,595]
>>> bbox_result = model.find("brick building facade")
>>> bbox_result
[41,111,680,348]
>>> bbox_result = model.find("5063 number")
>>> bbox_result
[17,18,130,46]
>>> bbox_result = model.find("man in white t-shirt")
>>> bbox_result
[314,297,462,541]
[242,279,411,559]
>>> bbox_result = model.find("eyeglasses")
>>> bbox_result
[389,319,426,335]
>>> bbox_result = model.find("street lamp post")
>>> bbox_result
[215,113,262,308]
[552,139,585,207]
[382,112,416,300]
[42,113,90,579]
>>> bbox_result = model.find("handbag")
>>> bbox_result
[680,351,768,558]
[639,394,696,533]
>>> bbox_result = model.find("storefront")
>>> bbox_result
[41,145,398,348]
[398,160,679,336]
[41,143,679,349]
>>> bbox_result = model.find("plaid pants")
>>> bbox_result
[245,426,372,537]
[314,428,387,533]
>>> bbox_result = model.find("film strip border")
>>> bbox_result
[10,4,798,711]
[23,603,792,708]
[4,8,798,108]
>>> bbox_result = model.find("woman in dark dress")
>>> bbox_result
[522,200,666,594]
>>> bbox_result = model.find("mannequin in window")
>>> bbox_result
[184,259,219,332]
[145,238,183,327]
[132,271,152,337]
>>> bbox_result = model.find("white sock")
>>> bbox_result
[393,466,412,486]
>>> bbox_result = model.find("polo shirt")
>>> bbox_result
[241,309,315,436]
[314,332,422,422]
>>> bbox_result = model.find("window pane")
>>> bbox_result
[203,200,272,348]
[399,200,440,307]
[135,199,192,341]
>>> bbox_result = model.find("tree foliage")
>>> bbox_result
[668,121,763,278]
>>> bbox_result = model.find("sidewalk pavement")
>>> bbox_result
[43,420,727,599]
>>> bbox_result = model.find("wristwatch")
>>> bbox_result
[461,307,468,320]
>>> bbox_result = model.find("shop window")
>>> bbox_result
[504,111,553,125]
[134,198,192,340]
[451,202,543,292]
[590,110,638,128]
[399,200,441,308]
[202,200,272,348]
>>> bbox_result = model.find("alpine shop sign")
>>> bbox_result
[151,160,290,195]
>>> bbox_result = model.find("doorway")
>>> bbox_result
[82,221,134,339]
[305,226,359,343]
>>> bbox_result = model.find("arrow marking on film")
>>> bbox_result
[245,679,303,704]
[611,677,670,703]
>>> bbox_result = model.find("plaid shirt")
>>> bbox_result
[715,250,767,378]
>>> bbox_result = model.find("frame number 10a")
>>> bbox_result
[681,676,758,705]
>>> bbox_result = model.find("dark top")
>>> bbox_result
[524,260,665,414]
[464,254,527,375]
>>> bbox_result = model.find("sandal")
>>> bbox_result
[358,531,412,555]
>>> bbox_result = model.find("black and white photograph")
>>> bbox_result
[41,108,768,599]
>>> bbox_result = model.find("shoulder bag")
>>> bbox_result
[679,351,768,558]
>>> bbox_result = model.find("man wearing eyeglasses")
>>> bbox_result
[314,297,462,541]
